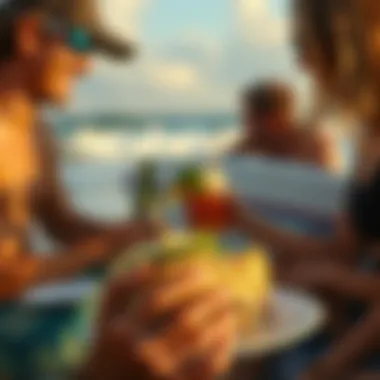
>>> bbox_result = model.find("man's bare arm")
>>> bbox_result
[0,222,157,300]
[34,121,121,245]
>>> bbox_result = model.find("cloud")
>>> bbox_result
[97,0,149,39]
[73,54,233,112]
[234,0,290,46]
[146,61,200,89]
[214,0,299,92]
[72,0,302,112]
[91,54,200,91]
[162,32,223,68]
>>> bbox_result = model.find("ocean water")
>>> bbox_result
[38,112,350,233]
[35,113,240,250]
[55,113,239,161]
[54,112,352,165]
[62,116,238,216]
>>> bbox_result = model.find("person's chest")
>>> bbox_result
[0,123,40,258]
[286,132,320,164]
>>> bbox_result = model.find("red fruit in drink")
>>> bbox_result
[185,192,234,231]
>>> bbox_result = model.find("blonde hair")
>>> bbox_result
[294,0,380,122]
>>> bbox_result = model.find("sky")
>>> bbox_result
[70,0,305,113]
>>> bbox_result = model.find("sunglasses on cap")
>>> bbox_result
[44,19,93,53]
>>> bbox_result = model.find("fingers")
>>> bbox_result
[100,313,183,379]
[209,332,236,375]
[98,263,237,380]
[98,267,151,332]
[175,289,231,332]
[169,290,234,350]
[130,308,237,380]
[134,266,236,379]
[135,336,178,378]
[174,309,237,380]
[201,323,236,378]
[101,263,218,330]
[139,291,236,380]
[132,264,220,324]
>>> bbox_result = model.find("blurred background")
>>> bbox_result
[42,0,350,231]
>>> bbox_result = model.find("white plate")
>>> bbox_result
[236,288,326,358]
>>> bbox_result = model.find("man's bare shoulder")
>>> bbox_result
[34,117,59,158]
[298,125,341,171]
[297,124,334,149]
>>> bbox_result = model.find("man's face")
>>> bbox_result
[16,15,93,105]
[243,106,293,140]
[36,40,92,105]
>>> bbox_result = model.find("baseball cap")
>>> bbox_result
[0,0,136,60]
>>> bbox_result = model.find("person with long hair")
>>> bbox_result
[229,0,380,378]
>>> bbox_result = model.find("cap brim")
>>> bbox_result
[93,29,137,61]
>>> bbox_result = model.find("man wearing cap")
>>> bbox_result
[0,0,154,297]
[233,80,340,172]
[0,1,237,380]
